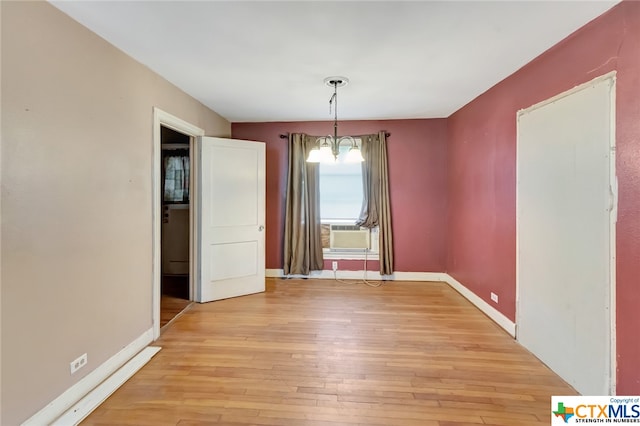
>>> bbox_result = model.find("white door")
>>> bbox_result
[517,76,615,394]
[196,137,265,303]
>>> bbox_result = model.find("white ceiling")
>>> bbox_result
[50,1,618,123]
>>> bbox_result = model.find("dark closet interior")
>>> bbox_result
[160,126,191,326]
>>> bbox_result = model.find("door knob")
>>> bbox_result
[258,225,264,231]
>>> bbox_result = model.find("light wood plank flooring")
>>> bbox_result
[83,278,576,425]
[160,295,192,328]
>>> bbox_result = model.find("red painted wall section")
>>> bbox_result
[446,1,640,392]
[232,119,448,273]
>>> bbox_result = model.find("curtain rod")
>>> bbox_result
[279,132,391,139]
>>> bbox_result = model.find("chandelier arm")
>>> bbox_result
[337,135,356,148]
[307,76,361,163]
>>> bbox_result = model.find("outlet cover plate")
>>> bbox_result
[70,353,88,374]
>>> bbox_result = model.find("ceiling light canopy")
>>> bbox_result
[307,77,364,164]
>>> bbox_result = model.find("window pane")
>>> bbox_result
[319,143,363,221]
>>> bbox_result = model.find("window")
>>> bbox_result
[319,144,363,223]
[319,141,378,258]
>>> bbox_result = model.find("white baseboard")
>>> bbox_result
[266,269,516,336]
[52,346,161,425]
[443,274,516,337]
[392,271,448,282]
[22,328,154,426]
[266,268,446,282]
[264,269,284,278]
[268,269,388,280]
[266,268,285,278]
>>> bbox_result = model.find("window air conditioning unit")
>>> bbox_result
[329,225,370,250]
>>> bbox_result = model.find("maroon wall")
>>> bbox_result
[447,1,640,392]
[232,119,448,273]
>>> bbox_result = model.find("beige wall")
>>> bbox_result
[1,2,230,424]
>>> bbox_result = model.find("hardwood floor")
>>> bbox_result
[83,278,576,425]
[161,275,191,328]
[161,295,192,328]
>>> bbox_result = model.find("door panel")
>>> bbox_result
[197,137,265,303]
[210,242,258,281]
[517,77,614,394]
[207,146,259,227]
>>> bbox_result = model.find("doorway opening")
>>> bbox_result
[152,108,205,339]
[160,125,192,328]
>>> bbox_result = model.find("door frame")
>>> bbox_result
[515,72,617,393]
[152,108,204,340]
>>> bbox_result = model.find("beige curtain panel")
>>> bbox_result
[356,131,394,275]
[283,133,324,275]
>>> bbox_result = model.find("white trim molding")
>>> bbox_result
[322,250,379,261]
[152,108,205,340]
[444,274,516,337]
[266,268,446,282]
[52,346,161,426]
[22,328,154,426]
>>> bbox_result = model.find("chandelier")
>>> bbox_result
[306,77,364,163]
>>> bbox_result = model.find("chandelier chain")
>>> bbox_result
[331,81,338,141]
[305,76,364,163]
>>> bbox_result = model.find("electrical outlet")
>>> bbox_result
[491,292,499,303]
[332,261,338,271]
[70,353,87,374]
